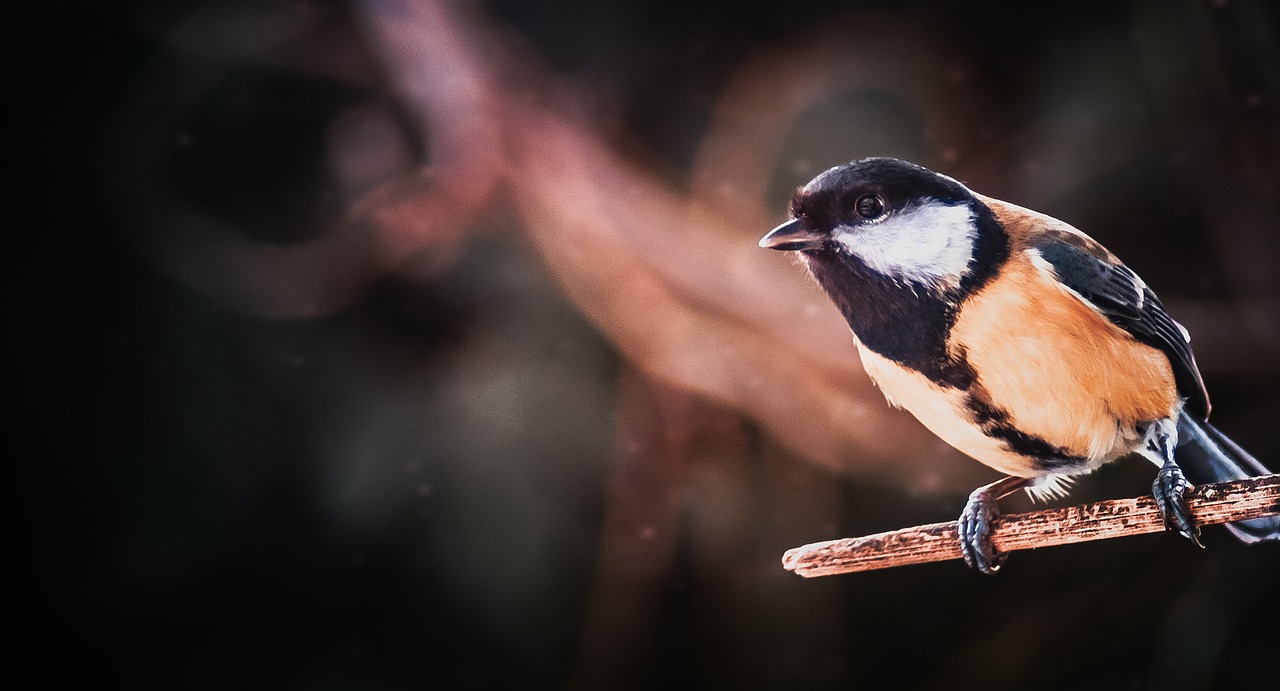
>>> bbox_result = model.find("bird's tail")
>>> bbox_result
[1175,411,1280,543]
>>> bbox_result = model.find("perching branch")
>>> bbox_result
[782,474,1280,577]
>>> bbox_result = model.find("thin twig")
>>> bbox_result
[782,475,1280,577]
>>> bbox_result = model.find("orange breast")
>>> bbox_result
[948,252,1178,462]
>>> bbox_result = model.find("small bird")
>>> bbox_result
[760,157,1278,574]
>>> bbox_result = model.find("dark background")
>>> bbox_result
[18,0,1280,688]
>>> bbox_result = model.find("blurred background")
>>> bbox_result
[19,0,1280,688]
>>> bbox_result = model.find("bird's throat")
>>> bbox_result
[805,250,974,389]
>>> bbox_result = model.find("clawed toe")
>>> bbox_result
[959,490,1006,574]
[1153,462,1202,548]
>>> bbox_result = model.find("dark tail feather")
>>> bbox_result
[1175,412,1280,544]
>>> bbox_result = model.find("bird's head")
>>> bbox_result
[760,157,1002,296]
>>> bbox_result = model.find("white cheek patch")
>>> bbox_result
[833,201,976,290]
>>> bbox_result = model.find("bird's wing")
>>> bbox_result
[1031,238,1211,419]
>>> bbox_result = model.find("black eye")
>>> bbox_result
[855,194,884,219]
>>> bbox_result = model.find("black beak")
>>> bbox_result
[759,218,826,251]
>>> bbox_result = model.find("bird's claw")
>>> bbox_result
[1153,462,1203,548]
[959,489,1006,574]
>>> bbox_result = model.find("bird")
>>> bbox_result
[759,157,1279,574]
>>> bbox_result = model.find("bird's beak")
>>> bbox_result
[759,218,825,251]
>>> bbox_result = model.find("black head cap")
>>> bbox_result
[789,157,974,234]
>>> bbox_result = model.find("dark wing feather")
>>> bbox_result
[1035,240,1211,419]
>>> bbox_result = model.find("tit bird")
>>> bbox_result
[760,157,1279,574]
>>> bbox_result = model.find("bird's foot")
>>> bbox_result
[959,488,1006,575]
[1153,461,1203,548]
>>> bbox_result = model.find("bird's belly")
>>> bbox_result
[856,344,1050,477]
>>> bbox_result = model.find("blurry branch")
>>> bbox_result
[108,1,487,318]
[782,475,1280,577]
[502,106,940,477]
[108,0,1279,481]
[380,0,953,480]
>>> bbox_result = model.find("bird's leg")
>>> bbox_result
[1141,419,1203,547]
[959,475,1032,575]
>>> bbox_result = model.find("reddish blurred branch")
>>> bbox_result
[107,0,1280,486]
[783,474,1280,577]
